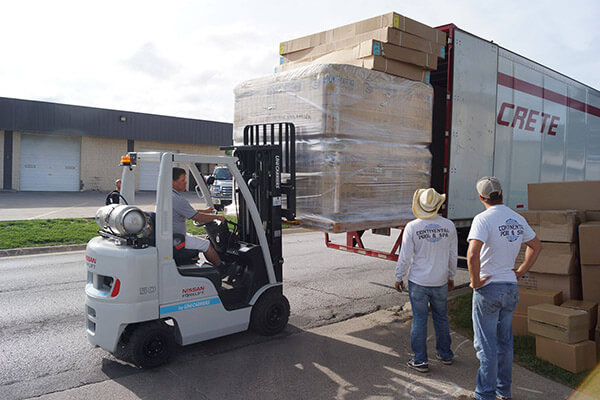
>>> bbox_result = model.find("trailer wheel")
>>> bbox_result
[128,321,175,368]
[250,291,290,336]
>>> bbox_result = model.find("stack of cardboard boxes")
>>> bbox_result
[513,287,562,336]
[528,303,597,373]
[580,221,600,304]
[515,210,584,300]
[579,221,600,361]
[277,12,447,83]
[512,181,600,372]
[235,12,448,232]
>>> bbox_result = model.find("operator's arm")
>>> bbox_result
[191,212,226,224]
[515,237,542,279]
[395,225,414,292]
[467,239,490,289]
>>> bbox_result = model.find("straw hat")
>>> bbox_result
[412,188,446,219]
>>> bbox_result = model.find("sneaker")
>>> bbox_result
[407,359,429,373]
[496,395,511,400]
[436,353,454,365]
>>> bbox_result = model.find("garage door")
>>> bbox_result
[20,134,81,191]
[138,149,162,190]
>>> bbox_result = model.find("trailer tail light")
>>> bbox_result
[516,204,524,208]
[110,279,121,297]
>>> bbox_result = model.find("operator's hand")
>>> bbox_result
[214,215,227,223]
[447,279,455,292]
[395,281,406,293]
[470,275,491,289]
[199,207,216,214]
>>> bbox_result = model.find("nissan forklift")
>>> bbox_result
[85,123,296,368]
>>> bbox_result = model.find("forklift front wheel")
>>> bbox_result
[128,320,175,368]
[250,291,290,336]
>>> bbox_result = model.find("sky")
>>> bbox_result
[1,0,599,123]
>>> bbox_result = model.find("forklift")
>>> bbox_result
[85,123,296,368]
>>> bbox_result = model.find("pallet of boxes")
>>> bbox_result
[514,181,600,373]
[234,13,446,232]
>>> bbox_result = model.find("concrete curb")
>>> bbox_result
[0,244,87,257]
[0,228,316,258]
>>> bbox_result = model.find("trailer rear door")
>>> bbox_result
[446,29,498,220]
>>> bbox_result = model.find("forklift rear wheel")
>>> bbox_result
[128,320,175,368]
[250,291,290,336]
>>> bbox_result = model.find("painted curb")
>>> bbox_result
[0,244,87,257]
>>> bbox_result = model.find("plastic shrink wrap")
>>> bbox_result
[233,63,433,232]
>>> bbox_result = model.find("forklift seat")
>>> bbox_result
[173,234,222,289]
[176,264,222,289]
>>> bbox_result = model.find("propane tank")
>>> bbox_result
[95,204,147,236]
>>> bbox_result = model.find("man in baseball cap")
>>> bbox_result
[395,188,457,373]
[464,176,542,400]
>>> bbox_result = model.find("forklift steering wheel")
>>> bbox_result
[193,218,236,228]
[105,191,129,205]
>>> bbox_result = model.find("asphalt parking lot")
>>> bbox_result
[0,191,207,221]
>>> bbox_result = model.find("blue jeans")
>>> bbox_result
[472,283,519,400]
[408,281,453,364]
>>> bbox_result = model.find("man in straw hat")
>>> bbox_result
[395,188,457,373]
[461,176,541,400]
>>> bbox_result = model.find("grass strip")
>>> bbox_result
[0,216,294,249]
[0,219,99,249]
[447,291,591,389]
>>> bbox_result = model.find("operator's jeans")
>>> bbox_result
[472,283,519,400]
[408,281,453,364]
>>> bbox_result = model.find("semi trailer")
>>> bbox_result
[326,24,600,260]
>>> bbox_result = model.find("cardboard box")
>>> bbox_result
[528,181,600,211]
[354,39,438,70]
[282,27,445,64]
[518,272,581,300]
[561,300,598,336]
[279,12,447,55]
[516,287,562,315]
[581,264,600,304]
[579,222,600,264]
[513,312,531,336]
[528,303,589,343]
[536,336,596,373]
[518,210,541,226]
[538,210,585,243]
[517,210,540,236]
[528,242,578,275]
[586,210,600,221]
[280,50,431,83]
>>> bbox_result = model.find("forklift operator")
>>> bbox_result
[172,167,226,266]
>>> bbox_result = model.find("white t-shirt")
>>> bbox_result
[467,204,536,285]
[395,215,458,287]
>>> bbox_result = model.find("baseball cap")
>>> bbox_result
[476,176,502,199]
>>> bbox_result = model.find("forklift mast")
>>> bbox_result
[224,123,296,282]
